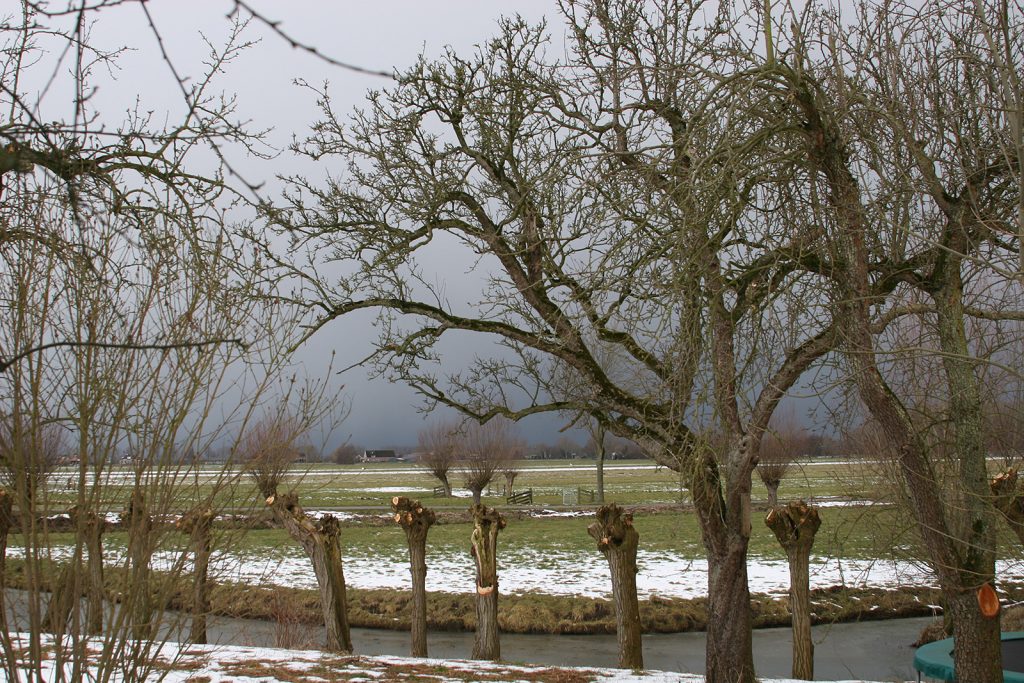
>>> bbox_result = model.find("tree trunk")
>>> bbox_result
[595,423,606,504]
[705,542,755,683]
[0,489,12,633]
[83,513,105,635]
[178,507,214,645]
[125,490,154,641]
[392,496,436,657]
[268,492,352,653]
[688,439,757,683]
[469,504,504,661]
[441,475,452,497]
[471,488,482,506]
[766,482,779,509]
[43,563,75,634]
[765,501,821,680]
[588,504,642,669]
[948,587,1003,683]
[991,469,1024,546]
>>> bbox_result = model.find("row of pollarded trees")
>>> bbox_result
[261,0,1024,681]
[417,417,526,504]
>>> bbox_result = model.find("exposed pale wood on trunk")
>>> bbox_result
[588,504,642,670]
[392,496,436,657]
[469,504,504,661]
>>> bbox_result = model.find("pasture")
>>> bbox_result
[26,457,1024,605]
[9,456,1024,638]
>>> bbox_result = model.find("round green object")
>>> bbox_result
[914,632,1024,681]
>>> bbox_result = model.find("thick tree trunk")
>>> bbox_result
[766,482,779,509]
[268,492,352,652]
[469,504,504,661]
[765,501,821,680]
[471,488,482,506]
[392,496,436,657]
[588,504,642,670]
[178,507,214,645]
[595,423,606,504]
[125,490,154,641]
[688,439,757,683]
[705,542,755,683]
[991,469,1024,546]
[948,587,1003,683]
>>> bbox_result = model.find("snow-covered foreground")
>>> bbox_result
[0,634,891,682]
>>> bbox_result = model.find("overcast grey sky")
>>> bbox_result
[48,0,576,452]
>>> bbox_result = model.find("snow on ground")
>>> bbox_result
[11,536,1022,600]
[219,545,1024,600]
[0,633,891,682]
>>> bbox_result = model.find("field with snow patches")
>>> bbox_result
[28,458,1024,603]
[16,504,1024,603]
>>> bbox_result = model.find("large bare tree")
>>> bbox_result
[768,1,1024,678]
[269,4,839,680]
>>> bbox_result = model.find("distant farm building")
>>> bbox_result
[358,449,402,463]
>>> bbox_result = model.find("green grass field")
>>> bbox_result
[32,456,1024,565]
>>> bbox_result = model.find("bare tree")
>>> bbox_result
[779,1,1024,677]
[765,501,821,680]
[177,506,216,645]
[757,409,806,508]
[459,418,519,505]
[0,4,343,681]
[243,412,306,499]
[417,419,459,496]
[270,5,839,680]
[0,420,64,504]
[332,442,361,465]
[499,435,526,495]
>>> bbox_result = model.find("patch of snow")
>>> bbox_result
[216,544,1024,601]
[530,509,593,518]
[0,632,896,682]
